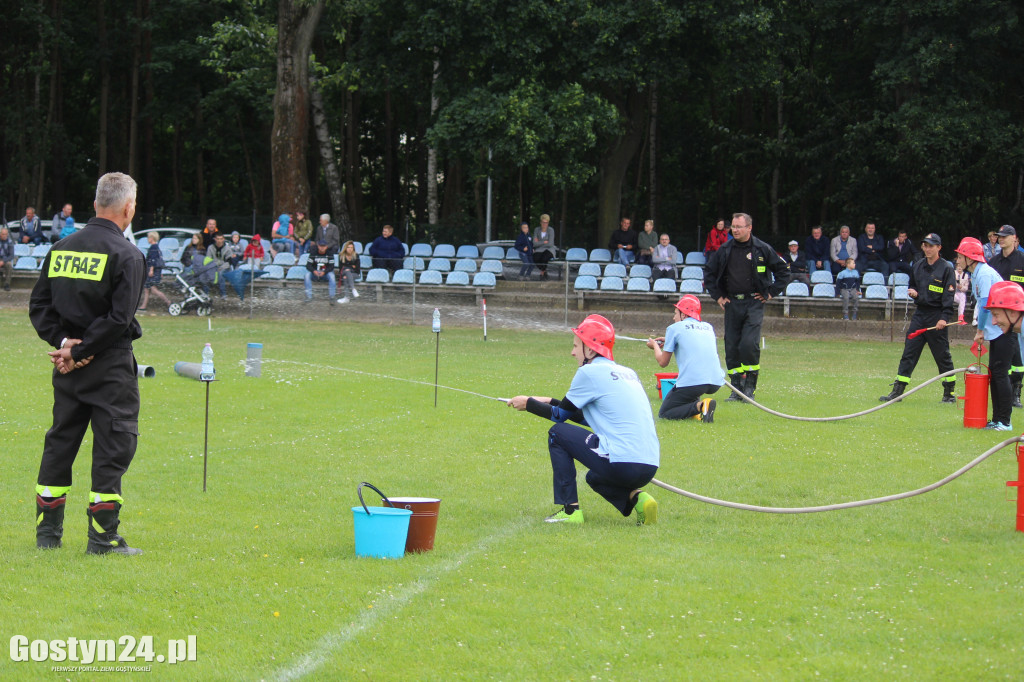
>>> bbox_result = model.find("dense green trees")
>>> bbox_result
[1,0,1021,246]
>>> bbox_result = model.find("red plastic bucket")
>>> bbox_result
[388,497,441,553]
[654,372,678,399]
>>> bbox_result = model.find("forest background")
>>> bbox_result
[2,0,1022,250]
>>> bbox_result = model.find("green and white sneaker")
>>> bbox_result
[545,508,584,524]
[634,491,658,526]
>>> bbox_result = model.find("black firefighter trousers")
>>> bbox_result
[37,348,139,497]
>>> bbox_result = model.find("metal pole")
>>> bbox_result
[564,260,569,327]
[485,148,493,243]
[434,331,440,407]
[483,297,487,341]
[202,380,210,492]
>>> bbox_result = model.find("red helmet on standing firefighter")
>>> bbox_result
[954,237,986,263]
[674,295,702,321]
[571,314,615,361]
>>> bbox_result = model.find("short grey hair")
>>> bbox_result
[320,213,330,222]
[731,212,752,227]
[95,172,137,210]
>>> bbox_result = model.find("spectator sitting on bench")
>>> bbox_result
[369,224,404,274]
[651,234,678,281]
[783,240,809,285]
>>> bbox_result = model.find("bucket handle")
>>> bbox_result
[357,482,396,515]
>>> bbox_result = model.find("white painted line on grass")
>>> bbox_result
[270,519,528,681]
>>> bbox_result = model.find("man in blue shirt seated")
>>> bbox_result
[646,295,724,422]
[856,222,888,278]
[368,224,405,274]
[507,314,660,525]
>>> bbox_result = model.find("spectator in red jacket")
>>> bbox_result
[703,219,730,257]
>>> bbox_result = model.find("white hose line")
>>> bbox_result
[724,367,971,421]
[651,436,1022,513]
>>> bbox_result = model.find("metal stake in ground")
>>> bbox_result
[432,307,441,407]
[199,344,216,491]
[483,297,488,341]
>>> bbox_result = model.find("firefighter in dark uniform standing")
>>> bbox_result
[879,233,957,403]
[987,224,1024,407]
[29,172,145,555]
[705,212,790,401]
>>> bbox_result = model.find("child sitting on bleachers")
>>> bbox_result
[836,257,861,320]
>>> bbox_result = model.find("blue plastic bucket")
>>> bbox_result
[352,483,412,559]
[660,378,677,398]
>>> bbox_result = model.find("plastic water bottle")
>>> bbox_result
[200,343,215,381]
[432,308,441,333]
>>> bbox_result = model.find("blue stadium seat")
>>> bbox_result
[427,258,451,272]
[862,271,885,287]
[353,241,363,254]
[810,271,833,284]
[15,244,32,257]
[286,266,306,280]
[14,256,38,270]
[864,284,888,299]
[297,253,310,266]
[674,251,685,265]
[506,247,519,260]
[653,278,678,293]
[629,264,652,279]
[480,260,503,274]
[578,263,601,277]
[391,269,414,284]
[684,252,706,266]
[359,254,373,269]
[454,258,477,273]
[419,270,443,285]
[893,285,910,300]
[574,275,598,291]
[785,282,809,297]
[158,237,180,252]
[681,266,704,280]
[812,283,835,297]
[433,243,456,258]
[409,243,432,258]
[472,272,497,287]
[446,271,470,286]
[403,256,425,271]
[259,265,284,280]
[364,268,390,283]
[482,246,505,260]
[679,279,703,294]
[626,277,651,292]
[589,248,612,262]
[888,273,910,287]
[564,247,588,262]
[455,244,479,259]
[599,276,624,291]
[272,253,296,267]
[604,263,627,278]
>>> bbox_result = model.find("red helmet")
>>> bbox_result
[954,237,986,263]
[572,314,615,361]
[674,295,702,321]
[985,281,1024,311]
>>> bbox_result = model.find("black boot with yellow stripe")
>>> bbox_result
[87,502,142,556]
[36,495,66,549]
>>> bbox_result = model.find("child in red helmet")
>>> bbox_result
[647,295,724,422]
[507,314,661,525]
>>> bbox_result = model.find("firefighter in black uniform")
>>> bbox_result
[29,172,145,555]
[879,233,957,403]
[705,212,790,401]
[987,224,1024,407]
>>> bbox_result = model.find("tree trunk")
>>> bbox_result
[342,88,363,228]
[384,84,395,223]
[127,0,141,179]
[194,87,206,217]
[141,0,154,215]
[596,88,647,248]
[309,68,351,231]
[271,0,325,215]
[770,82,783,235]
[97,0,109,175]
[236,113,258,209]
[648,81,658,223]
[426,56,441,226]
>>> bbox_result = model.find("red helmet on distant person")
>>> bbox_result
[985,281,1024,311]
[674,295,702,321]
[954,237,986,263]
[572,314,615,360]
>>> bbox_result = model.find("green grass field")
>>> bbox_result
[2,308,1023,680]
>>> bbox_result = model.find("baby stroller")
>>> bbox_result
[168,258,218,316]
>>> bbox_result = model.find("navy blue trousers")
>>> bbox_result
[548,423,658,516]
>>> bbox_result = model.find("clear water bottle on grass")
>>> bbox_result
[200,343,215,381]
